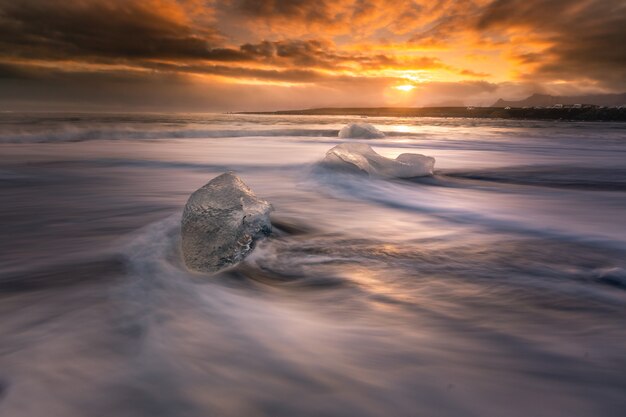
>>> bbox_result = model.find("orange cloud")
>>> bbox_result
[0,0,624,110]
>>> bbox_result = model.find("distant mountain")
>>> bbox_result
[493,93,626,107]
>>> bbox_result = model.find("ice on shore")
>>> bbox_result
[338,123,385,139]
[181,172,272,273]
[321,143,435,178]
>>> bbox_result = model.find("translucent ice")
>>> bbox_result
[338,123,385,139]
[321,143,435,178]
[181,172,272,272]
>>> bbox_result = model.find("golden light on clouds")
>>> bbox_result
[393,85,416,92]
[0,0,624,111]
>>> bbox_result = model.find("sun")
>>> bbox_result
[393,84,416,92]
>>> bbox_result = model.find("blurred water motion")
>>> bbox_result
[1,113,625,417]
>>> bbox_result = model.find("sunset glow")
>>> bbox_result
[0,0,624,111]
[393,85,416,92]
[1,1,626,415]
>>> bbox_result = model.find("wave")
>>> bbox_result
[442,166,626,191]
[0,252,126,292]
[0,126,465,144]
[394,166,626,192]
[0,127,342,143]
[30,158,305,173]
[110,208,626,303]
[309,169,626,249]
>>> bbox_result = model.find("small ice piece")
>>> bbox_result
[321,143,435,178]
[181,172,272,273]
[338,123,385,139]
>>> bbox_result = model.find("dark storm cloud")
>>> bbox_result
[144,61,332,82]
[227,0,342,24]
[0,0,222,60]
[0,0,447,75]
[0,58,404,87]
[238,39,447,70]
[0,62,34,79]
[3,0,623,88]
[0,59,406,112]
[222,0,470,36]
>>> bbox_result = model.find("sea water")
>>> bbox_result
[0,113,625,417]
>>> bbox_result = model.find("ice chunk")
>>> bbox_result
[181,172,272,273]
[320,143,435,178]
[338,123,385,139]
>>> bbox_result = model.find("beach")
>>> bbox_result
[1,113,625,417]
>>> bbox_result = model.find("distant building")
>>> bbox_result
[552,104,564,109]
[504,106,511,110]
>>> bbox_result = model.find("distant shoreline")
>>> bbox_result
[238,106,626,122]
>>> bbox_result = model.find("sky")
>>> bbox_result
[0,0,625,111]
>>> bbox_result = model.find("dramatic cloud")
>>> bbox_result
[0,0,221,60]
[0,0,624,110]
[477,0,626,89]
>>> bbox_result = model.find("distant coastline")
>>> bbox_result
[239,106,626,122]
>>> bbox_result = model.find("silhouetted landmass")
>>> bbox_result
[241,106,626,121]
[493,93,626,108]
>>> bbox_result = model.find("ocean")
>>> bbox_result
[1,112,625,417]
